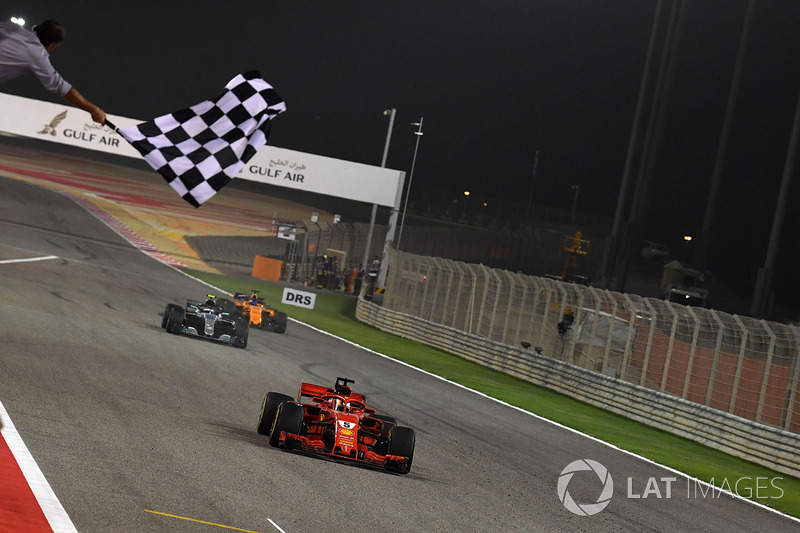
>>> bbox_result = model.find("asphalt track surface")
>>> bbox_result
[0,145,798,532]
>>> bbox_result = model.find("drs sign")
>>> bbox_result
[281,287,316,309]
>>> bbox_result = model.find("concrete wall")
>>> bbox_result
[355,298,800,478]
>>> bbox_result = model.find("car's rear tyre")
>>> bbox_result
[274,312,288,334]
[269,402,304,448]
[387,426,415,474]
[233,318,249,348]
[257,392,293,436]
[165,305,184,334]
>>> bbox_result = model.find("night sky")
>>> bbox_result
[2,1,799,313]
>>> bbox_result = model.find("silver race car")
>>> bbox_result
[162,294,249,348]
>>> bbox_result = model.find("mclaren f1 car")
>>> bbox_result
[162,294,249,348]
[257,377,415,474]
[233,291,288,333]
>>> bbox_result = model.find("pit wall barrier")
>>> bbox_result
[354,249,800,478]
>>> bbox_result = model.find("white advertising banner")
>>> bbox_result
[0,92,403,208]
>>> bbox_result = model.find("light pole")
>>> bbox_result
[525,149,540,221]
[362,108,396,270]
[683,235,692,263]
[397,117,423,250]
[570,184,580,224]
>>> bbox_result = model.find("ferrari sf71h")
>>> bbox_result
[257,377,415,474]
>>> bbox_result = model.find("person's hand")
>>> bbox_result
[90,106,107,125]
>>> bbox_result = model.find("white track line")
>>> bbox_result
[0,255,59,264]
[0,400,78,532]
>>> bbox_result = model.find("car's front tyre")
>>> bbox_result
[387,426,415,474]
[165,304,184,334]
[257,392,293,436]
[269,402,304,449]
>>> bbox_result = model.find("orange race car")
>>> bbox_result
[233,291,288,333]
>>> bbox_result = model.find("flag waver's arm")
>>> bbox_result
[63,87,106,125]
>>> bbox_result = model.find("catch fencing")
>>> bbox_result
[281,220,607,286]
[382,249,800,434]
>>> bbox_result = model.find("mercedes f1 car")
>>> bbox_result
[257,377,415,474]
[233,291,288,333]
[162,294,249,348]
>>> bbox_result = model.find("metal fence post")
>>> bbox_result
[730,315,749,414]
[619,293,637,381]
[705,310,725,407]
[537,280,554,351]
[784,325,800,430]
[682,307,702,400]
[600,289,618,376]
[440,260,457,328]
[500,271,517,345]
[756,320,777,423]
[660,302,681,393]
[639,299,659,388]
[452,262,468,331]
[478,265,495,338]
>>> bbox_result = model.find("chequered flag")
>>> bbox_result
[119,71,286,207]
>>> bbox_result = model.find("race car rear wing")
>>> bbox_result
[233,292,266,304]
[298,380,367,404]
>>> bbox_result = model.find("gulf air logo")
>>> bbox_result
[38,110,67,136]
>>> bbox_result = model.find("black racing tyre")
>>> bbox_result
[162,304,178,329]
[233,317,249,348]
[274,312,288,334]
[387,426,415,474]
[165,305,184,334]
[257,392,293,436]
[269,402,304,448]
[161,304,175,329]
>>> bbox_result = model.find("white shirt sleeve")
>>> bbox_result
[27,44,72,96]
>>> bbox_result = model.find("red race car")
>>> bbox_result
[257,377,415,474]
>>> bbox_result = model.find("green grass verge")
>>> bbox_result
[191,270,800,518]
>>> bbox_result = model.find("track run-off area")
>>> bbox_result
[0,142,798,532]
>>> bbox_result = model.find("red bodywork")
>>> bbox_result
[273,380,410,472]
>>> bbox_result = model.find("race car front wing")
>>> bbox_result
[275,431,409,471]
